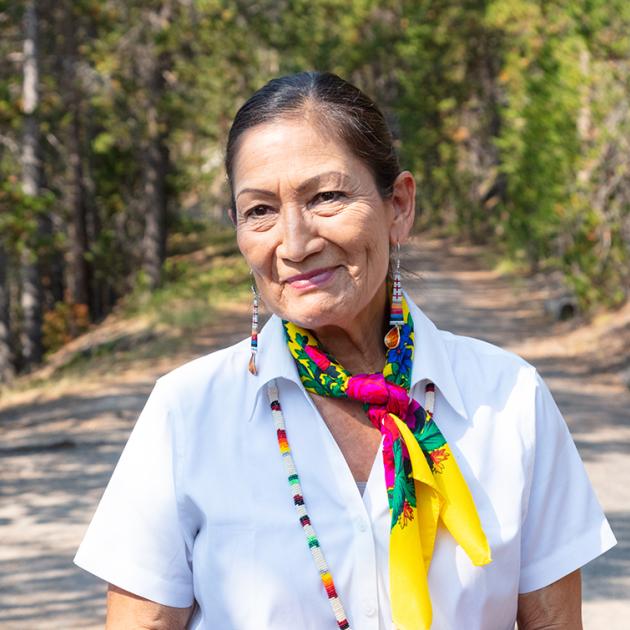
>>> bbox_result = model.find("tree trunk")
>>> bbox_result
[60,0,92,316]
[66,106,91,308]
[141,55,170,290]
[20,0,43,367]
[45,210,66,309]
[0,247,15,383]
[20,249,43,367]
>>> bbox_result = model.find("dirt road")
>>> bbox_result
[1,237,628,629]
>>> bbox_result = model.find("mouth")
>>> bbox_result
[284,266,338,291]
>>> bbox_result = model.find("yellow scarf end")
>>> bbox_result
[468,542,492,566]
[474,553,493,566]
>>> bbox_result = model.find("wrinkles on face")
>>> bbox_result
[232,119,395,335]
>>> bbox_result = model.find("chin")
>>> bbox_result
[277,291,358,329]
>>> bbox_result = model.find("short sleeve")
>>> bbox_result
[518,371,616,593]
[74,378,193,607]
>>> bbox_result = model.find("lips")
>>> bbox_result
[284,266,338,291]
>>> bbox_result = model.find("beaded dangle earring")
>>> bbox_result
[248,280,259,375]
[384,241,403,349]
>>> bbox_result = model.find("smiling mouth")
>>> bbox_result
[285,267,338,291]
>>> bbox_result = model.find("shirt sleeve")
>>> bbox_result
[74,377,193,607]
[518,371,617,593]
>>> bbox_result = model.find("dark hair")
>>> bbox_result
[225,71,400,210]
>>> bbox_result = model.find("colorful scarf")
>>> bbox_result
[283,297,491,630]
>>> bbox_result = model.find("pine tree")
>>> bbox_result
[20,0,43,367]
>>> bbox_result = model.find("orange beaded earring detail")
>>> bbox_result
[248,281,259,375]
[384,242,403,350]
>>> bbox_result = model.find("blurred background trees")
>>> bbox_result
[0,0,628,380]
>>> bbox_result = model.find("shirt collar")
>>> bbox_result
[405,294,469,420]
[244,294,469,422]
[244,313,303,421]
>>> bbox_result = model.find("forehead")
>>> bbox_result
[232,119,368,193]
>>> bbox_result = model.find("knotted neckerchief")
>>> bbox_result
[283,297,492,630]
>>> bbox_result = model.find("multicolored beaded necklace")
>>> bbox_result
[267,381,351,629]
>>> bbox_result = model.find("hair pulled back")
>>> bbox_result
[225,71,400,208]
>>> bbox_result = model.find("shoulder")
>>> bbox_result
[441,329,535,381]
[145,314,298,434]
[439,328,541,422]
[155,335,255,420]
[408,296,539,404]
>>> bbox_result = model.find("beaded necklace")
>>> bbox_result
[266,378,436,628]
[267,381,350,629]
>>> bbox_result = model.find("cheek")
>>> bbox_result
[357,223,391,284]
[334,211,390,266]
[236,230,270,272]
[364,239,390,283]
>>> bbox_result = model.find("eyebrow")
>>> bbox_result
[235,171,352,200]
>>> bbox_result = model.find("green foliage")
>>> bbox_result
[122,226,250,331]
[487,0,629,307]
[42,302,91,354]
[0,181,55,256]
[1,0,628,377]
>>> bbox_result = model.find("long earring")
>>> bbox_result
[248,280,259,375]
[384,241,403,350]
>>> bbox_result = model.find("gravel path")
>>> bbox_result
[0,237,627,629]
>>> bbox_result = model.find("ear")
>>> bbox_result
[227,207,237,226]
[388,171,416,245]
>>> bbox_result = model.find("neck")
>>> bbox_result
[312,283,389,375]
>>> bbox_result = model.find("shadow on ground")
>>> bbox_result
[582,512,630,601]
[0,237,628,627]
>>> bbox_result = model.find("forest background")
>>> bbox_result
[1,0,629,383]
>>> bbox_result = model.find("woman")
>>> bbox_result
[75,72,616,630]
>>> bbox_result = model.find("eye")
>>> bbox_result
[245,204,272,218]
[312,190,345,204]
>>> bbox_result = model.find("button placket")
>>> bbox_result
[350,442,383,628]
[351,514,379,628]
[364,601,378,617]
[298,388,382,628]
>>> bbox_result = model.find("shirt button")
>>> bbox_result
[355,517,368,532]
[364,602,377,617]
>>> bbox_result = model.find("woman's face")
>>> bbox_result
[232,117,413,330]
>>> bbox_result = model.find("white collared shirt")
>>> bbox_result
[75,298,616,630]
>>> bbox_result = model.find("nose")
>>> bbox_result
[276,206,324,262]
